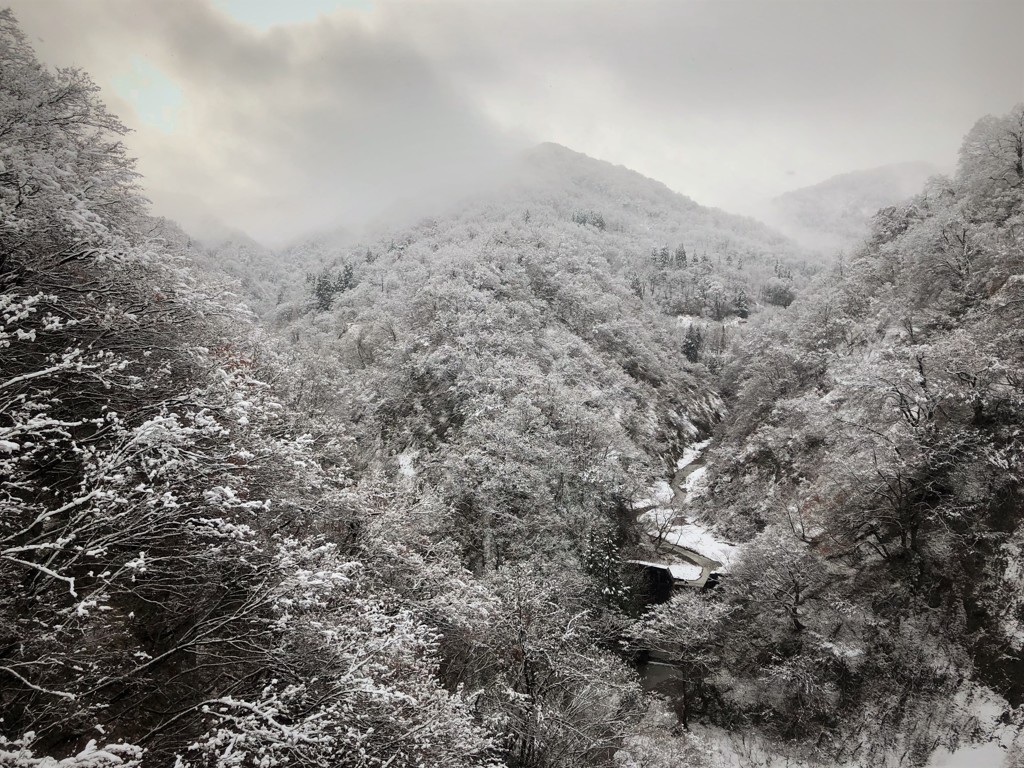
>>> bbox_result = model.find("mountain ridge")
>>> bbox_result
[200,139,813,321]
[758,160,943,251]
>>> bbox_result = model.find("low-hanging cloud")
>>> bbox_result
[7,0,1023,245]
[8,0,517,244]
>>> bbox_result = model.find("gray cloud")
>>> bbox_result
[399,0,1022,207]
[6,0,1023,244]
[7,0,515,243]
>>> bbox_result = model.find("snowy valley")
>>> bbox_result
[2,4,1024,768]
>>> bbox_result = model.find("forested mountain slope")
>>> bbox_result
[264,154,727,571]
[636,104,1024,764]
[0,13,737,767]
[276,141,814,361]
[257,138,831,570]
[0,13,503,767]
[3,6,1023,766]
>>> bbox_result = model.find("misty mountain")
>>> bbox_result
[760,161,942,251]
[5,9,1024,767]
[507,142,803,269]
[179,225,285,313]
[267,139,739,484]
[196,140,816,329]
[176,221,354,317]
[281,141,813,314]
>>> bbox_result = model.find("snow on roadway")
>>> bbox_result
[662,522,740,572]
[628,560,704,581]
[668,561,704,581]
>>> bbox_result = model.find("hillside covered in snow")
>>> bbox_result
[2,8,1023,767]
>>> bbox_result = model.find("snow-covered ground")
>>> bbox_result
[927,742,1014,767]
[397,448,417,478]
[682,465,709,503]
[627,560,705,581]
[699,693,1021,768]
[627,446,1020,766]
[661,522,740,572]
[668,561,704,580]
[676,438,712,471]
[634,439,741,572]
[633,479,675,511]
[619,702,1022,768]
[925,686,1021,767]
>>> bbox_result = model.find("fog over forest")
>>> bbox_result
[1,2,1023,767]
[5,0,1021,242]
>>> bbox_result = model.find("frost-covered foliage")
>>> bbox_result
[269,199,726,576]
[0,13,498,767]
[613,703,730,768]
[0,735,144,767]
[236,124,803,768]
[10,6,1022,765]
[270,143,813,373]
[643,104,1024,764]
[176,542,497,768]
[413,563,643,768]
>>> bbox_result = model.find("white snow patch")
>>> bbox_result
[640,507,675,529]
[821,640,864,659]
[683,466,709,502]
[651,480,674,506]
[926,742,1011,768]
[663,523,739,571]
[397,449,417,478]
[676,439,711,471]
[626,559,704,582]
[675,315,698,329]
[686,724,818,767]
[926,686,1020,767]
[668,561,704,581]
[633,480,674,511]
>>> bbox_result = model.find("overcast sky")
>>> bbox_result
[7,0,1022,245]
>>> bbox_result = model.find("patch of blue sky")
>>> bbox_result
[110,57,183,133]
[211,0,374,30]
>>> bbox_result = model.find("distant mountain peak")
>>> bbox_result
[773,161,941,202]
[529,140,581,155]
[522,141,625,172]
[760,161,943,251]
[515,141,706,214]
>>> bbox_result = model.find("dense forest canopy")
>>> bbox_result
[1,8,1023,767]
[638,100,1024,763]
